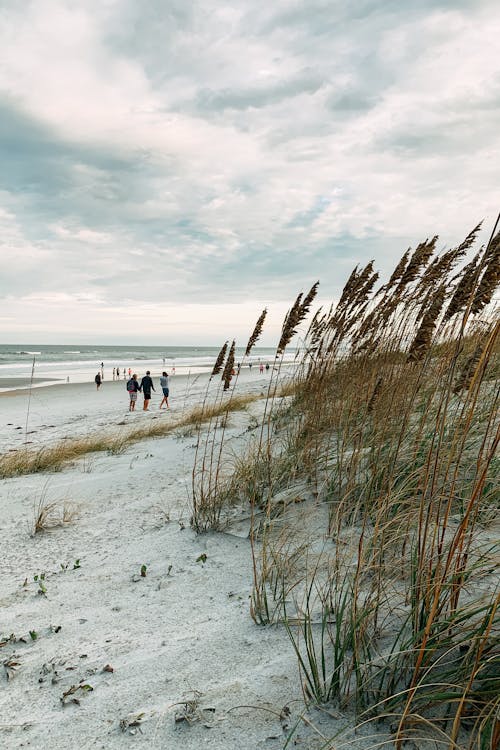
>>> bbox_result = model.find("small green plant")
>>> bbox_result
[34,572,47,595]
[196,553,207,564]
[29,630,38,641]
[73,559,81,570]
[140,564,147,577]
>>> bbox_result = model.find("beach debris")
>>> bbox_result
[61,682,94,706]
[73,559,81,570]
[0,634,18,648]
[120,712,145,733]
[39,660,63,685]
[3,655,21,680]
[196,553,207,565]
[173,690,217,728]
[280,705,291,733]
[29,630,38,641]
[140,564,147,577]
[102,663,114,673]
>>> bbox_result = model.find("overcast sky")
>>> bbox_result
[1,0,498,345]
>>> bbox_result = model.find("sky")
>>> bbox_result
[0,0,499,345]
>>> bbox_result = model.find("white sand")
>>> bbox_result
[0,372,369,749]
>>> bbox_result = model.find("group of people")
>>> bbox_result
[95,365,133,389]
[126,370,170,412]
[94,368,170,412]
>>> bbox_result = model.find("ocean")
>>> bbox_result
[0,344,289,391]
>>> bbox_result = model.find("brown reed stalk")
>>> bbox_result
[471,231,500,314]
[386,248,411,289]
[398,236,438,289]
[277,282,319,354]
[443,255,480,321]
[211,341,228,377]
[453,339,486,394]
[245,308,267,356]
[222,340,236,391]
[407,285,446,362]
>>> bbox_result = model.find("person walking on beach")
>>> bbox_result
[140,370,155,411]
[116,366,120,379]
[95,372,102,390]
[159,371,170,409]
[112,367,116,380]
[127,373,140,411]
[128,367,132,378]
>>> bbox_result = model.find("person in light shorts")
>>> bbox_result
[159,371,170,409]
[127,374,140,411]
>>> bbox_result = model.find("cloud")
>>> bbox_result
[0,0,498,341]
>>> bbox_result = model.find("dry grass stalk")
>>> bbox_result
[210,341,228,377]
[277,282,319,354]
[397,236,438,289]
[471,232,500,314]
[407,285,446,362]
[222,340,236,391]
[245,309,267,356]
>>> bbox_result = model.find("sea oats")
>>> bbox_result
[245,309,267,357]
[398,237,438,289]
[471,232,500,314]
[211,341,228,377]
[222,340,236,391]
[444,256,480,321]
[407,285,446,362]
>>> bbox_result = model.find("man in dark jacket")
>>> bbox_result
[140,370,155,411]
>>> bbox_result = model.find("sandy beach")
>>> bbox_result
[1,369,359,749]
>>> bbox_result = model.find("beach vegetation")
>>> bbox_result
[31,490,78,536]
[0,393,261,480]
[188,222,499,749]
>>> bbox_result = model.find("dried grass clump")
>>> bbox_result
[0,393,264,480]
[32,494,79,535]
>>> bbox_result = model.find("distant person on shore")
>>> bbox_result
[159,371,170,409]
[116,367,120,378]
[140,370,155,411]
[112,367,116,380]
[95,372,102,390]
[265,363,270,372]
[100,362,104,379]
[259,363,264,374]
[127,374,140,411]
[249,362,252,370]
[128,367,132,378]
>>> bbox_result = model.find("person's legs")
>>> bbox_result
[143,396,150,410]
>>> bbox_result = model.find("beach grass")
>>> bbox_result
[189,224,499,749]
[0,392,262,479]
